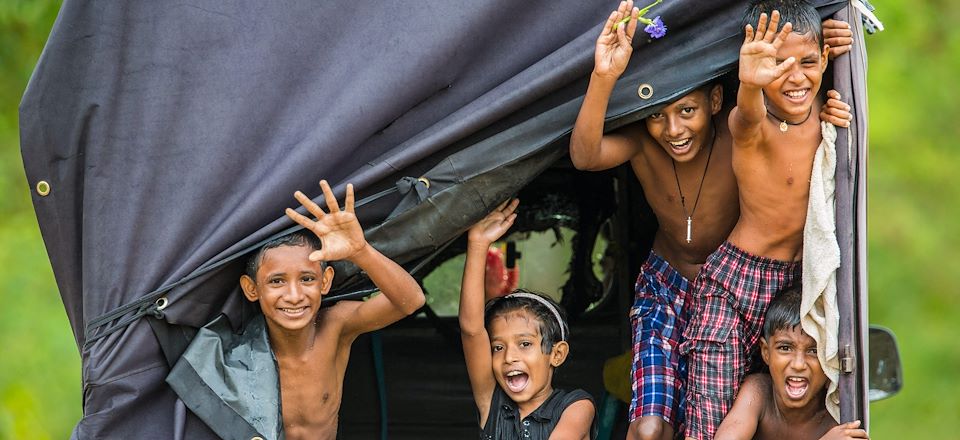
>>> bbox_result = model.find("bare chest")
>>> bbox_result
[633,147,739,256]
[276,343,351,439]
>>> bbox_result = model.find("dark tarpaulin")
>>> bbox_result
[20,0,847,438]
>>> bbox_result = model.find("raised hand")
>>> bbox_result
[820,89,852,127]
[739,11,796,88]
[822,19,853,59]
[819,420,869,440]
[468,199,519,248]
[594,1,639,79]
[286,180,368,263]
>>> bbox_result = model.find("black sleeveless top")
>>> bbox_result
[480,386,597,440]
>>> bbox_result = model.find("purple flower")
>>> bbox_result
[644,16,667,39]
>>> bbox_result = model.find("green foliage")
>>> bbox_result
[0,0,957,438]
[865,0,960,438]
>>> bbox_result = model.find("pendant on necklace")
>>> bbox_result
[779,120,788,132]
[686,216,692,243]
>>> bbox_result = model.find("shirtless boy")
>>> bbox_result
[244,180,425,439]
[681,2,840,439]
[714,287,869,440]
[570,2,849,439]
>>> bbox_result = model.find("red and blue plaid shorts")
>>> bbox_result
[680,242,800,440]
[629,251,691,430]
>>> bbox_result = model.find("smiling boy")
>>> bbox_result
[681,2,840,439]
[570,6,738,437]
[170,180,425,440]
[713,288,869,440]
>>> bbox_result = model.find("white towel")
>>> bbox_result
[801,122,841,422]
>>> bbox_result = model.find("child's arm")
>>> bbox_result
[548,399,595,440]
[569,1,643,171]
[819,89,852,128]
[714,374,766,440]
[460,199,519,423]
[819,420,869,440]
[730,11,797,145]
[286,180,425,337]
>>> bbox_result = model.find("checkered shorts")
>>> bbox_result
[680,242,800,440]
[629,251,691,429]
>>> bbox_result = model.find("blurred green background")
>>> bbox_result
[0,1,957,438]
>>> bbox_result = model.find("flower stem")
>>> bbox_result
[612,0,662,30]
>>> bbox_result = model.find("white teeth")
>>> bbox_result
[506,371,523,377]
[786,90,807,98]
[669,139,690,147]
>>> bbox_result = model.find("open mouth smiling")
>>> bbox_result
[505,370,529,393]
[667,138,693,154]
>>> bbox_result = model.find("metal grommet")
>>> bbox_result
[637,83,654,99]
[155,296,169,311]
[417,177,430,189]
[36,180,51,196]
[251,437,264,440]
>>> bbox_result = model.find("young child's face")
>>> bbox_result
[763,31,828,118]
[644,86,721,163]
[241,244,332,331]
[760,325,828,410]
[488,309,567,406]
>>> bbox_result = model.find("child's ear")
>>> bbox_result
[820,44,830,73]
[320,265,335,296]
[549,341,570,367]
[710,84,723,115]
[760,338,771,365]
[240,275,259,302]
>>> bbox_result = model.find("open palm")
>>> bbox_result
[286,180,368,262]
[468,199,519,246]
[739,11,795,88]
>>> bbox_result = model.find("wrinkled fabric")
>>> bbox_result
[166,314,282,439]
[801,122,841,422]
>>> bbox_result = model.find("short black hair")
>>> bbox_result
[763,284,802,339]
[245,231,322,279]
[744,0,824,48]
[484,289,569,355]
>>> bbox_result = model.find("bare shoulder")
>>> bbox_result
[611,121,651,154]
[742,373,770,394]
[612,121,657,170]
[738,373,772,415]
[552,398,595,439]
[316,301,361,335]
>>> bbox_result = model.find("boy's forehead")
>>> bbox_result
[258,245,319,272]
[780,31,822,52]
[673,89,709,105]
[770,325,814,342]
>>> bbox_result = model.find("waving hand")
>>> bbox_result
[739,11,795,88]
[286,180,368,263]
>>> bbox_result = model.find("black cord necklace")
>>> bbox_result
[671,124,717,244]
[767,107,813,132]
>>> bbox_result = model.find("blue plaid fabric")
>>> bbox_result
[629,251,691,430]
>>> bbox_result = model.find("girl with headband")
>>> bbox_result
[459,199,598,440]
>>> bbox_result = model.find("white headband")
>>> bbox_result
[504,292,567,341]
